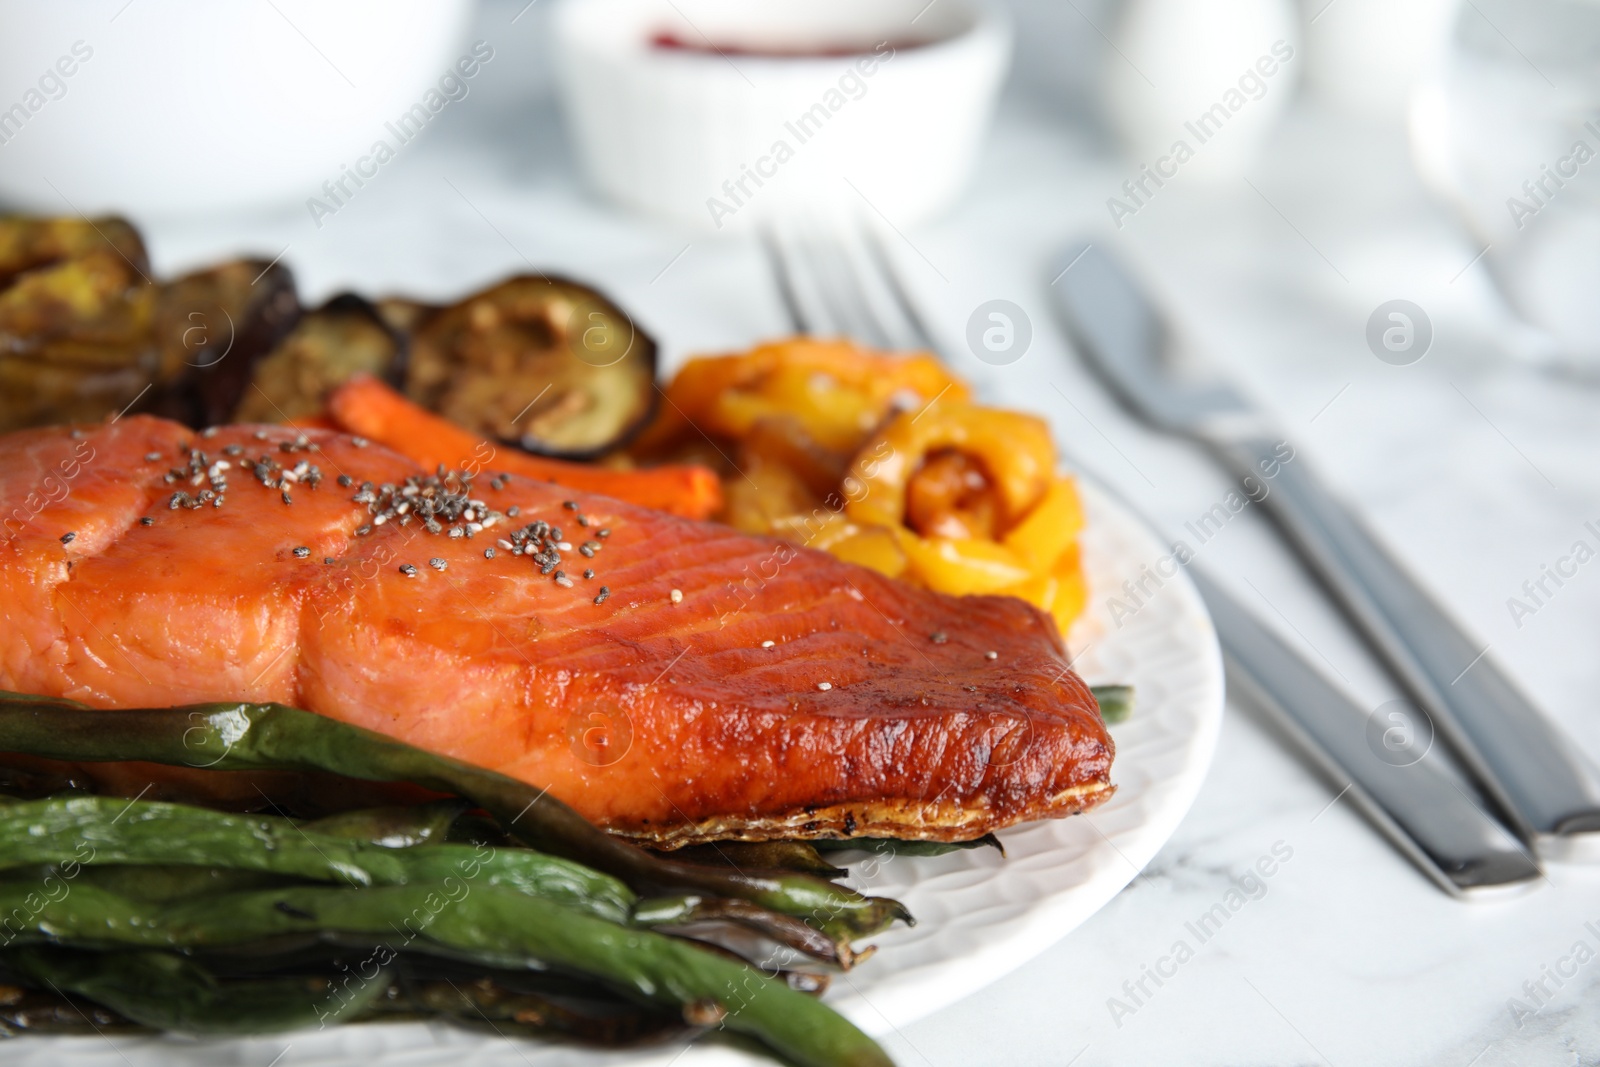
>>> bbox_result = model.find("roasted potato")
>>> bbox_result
[0,215,147,289]
[0,218,163,430]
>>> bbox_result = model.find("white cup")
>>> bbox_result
[553,0,1011,232]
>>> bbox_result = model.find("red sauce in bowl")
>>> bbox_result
[650,32,927,58]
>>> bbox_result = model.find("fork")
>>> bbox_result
[757,218,1542,896]
[762,215,941,353]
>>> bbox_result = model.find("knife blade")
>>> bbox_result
[1051,238,1600,860]
[1191,568,1541,896]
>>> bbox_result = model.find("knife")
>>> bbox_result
[1051,239,1600,860]
[1190,567,1540,896]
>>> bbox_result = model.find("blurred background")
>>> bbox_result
[4,0,1592,374]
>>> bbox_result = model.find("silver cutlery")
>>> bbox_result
[1051,239,1600,861]
[1193,569,1539,897]
[760,220,1543,892]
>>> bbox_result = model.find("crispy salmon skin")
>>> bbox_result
[0,418,1113,845]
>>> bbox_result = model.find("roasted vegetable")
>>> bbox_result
[0,694,908,1067]
[0,795,636,924]
[0,880,893,1066]
[0,215,147,288]
[845,402,1087,630]
[0,951,696,1042]
[0,222,305,432]
[633,893,864,967]
[377,970,690,1045]
[0,974,141,1035]
[1091,684,1135,724]
[633,337,966,458]
[643,339,1093,633]
[0,692,908,1061]
[0,226,163,430]
[668,840,848,878]
[148,258,300,427]
[327,375,723,519]
[304,798,469,846]
[6,947,387,1035]
[404,275,657,459]
[0,691,910,943]
[813,835,1004,857]
[233,294,399,424]
[373,295,439,338]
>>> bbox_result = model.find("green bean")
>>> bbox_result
[814,834,1004,857]
[0,795,633,924]
[385,974,689,1045]
[669,840,847,878]
[1090,684,1134,724]
[0,976,140,1035]
[32,864,291,904]
[0,881,894,1067]
[632,893,855,967]
[0,797,854,966]
[305,799,469,846]
[0,692,909,941]
[5,946,386,1034]
[0,950,688,1041]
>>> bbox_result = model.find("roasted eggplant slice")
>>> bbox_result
[0,245,163,431]
[148,259,300,427]
[0,215,148,289]
[372,296,439,339]
[403,276,656,460]
[233,294,402,424]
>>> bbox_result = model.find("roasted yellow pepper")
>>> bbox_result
[635,337,968,456]
[643,339,1091,635]
[847,403,1055,532]
[843,403,1086,620]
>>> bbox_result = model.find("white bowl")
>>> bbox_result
[553,0,1011,232]
[0,0,476,217]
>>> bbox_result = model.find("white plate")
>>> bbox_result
[23,479,1224,1067]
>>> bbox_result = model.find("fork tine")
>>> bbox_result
[861,227,944,356]
[815,230,896,349]
[761,213,944,357]
[762,224,812,335]
[763,216,852,338]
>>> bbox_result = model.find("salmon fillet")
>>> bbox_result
[0,417,1113,845]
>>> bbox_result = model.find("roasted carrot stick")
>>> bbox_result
[281,413,341,433]
[326,376,722,520]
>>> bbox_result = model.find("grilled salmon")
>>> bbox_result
[0,417,1113,845]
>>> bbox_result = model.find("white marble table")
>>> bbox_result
[128,17,1600,1067]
